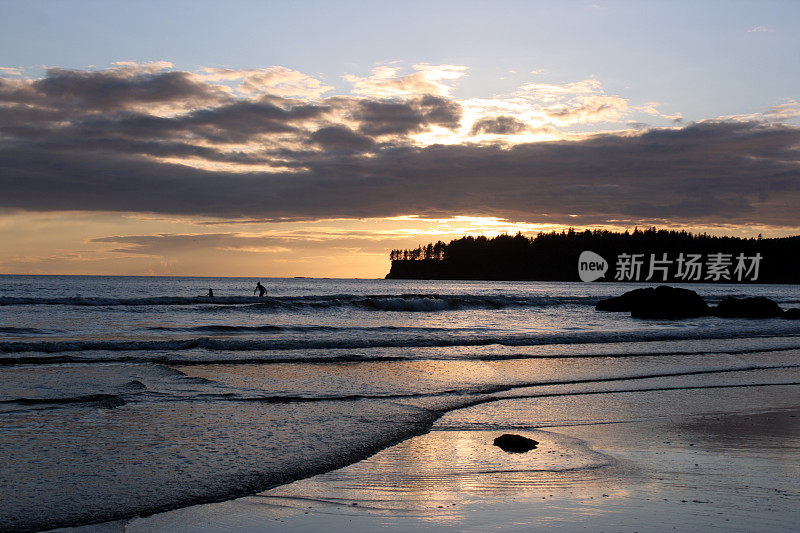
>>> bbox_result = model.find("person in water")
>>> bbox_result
[207,288,214,297]
[254,282,266,297]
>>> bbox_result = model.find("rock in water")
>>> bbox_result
[596,286,709,319]
[493,434,539,453]
[595,287,652,312]
[631,286,709,319]
[713,296,784,318]
[784,308,800,320]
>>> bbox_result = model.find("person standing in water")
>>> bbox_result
[207,289,214,297]
[254,282,266,297]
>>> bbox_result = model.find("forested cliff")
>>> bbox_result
[386,228,800,283]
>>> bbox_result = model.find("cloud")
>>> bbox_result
[470,115,529,135]
[92,233,296,255]
[0,86,330,162]
[0,67,22,77]
[110,61,174,74]
[181,99,328,141]
[2,114,799,227]
[764,101,800,122]
[91,232,391,256]
[352,95,462,136]
[517,79,604,101]
[637,102,683,123]
[627,121,650,130]
[0,67,227,113]
[0,65,669,175]
[545,95,629,124]
[2,63,799,229]
[461,78,633,130]
[201,66,333,99]
[308,126,375,152]
[747,25,769,33]
[345,64,467,97]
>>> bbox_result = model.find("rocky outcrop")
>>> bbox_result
[595,286,800,320]
[493,434,539,453]
[595,287,650,312]
[596,286,709,319]
[783,308,800,320]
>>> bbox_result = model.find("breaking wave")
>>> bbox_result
[2,328,800,355]
[0,293,594,311]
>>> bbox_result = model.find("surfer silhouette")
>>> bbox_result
[254,282,266,297]
[207,288,214,297]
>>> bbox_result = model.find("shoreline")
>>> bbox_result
[3,277,794,532]
[23,347,800,532]
[70,383,800,533]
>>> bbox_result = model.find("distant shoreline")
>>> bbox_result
[385,260,800,284]
[386,228,800,283]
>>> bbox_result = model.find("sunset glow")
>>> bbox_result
[1,1,799,277]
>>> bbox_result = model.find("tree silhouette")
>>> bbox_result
[386,229,800,283]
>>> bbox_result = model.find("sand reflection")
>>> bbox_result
[255,428,622,525]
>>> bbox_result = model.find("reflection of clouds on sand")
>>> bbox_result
[122,385,800,532]
[255,428,618,523]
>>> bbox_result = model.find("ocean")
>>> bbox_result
[1,275,799,531]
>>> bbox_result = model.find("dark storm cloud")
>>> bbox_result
[3,101,325,142]
[0,112,279,164]
[1,64,799,228]
[0,92,328,161]
[470,115,529,135]
[353,95,462,136]
[0,68,226,111]
[2,116,799,226]
[416,95,462,129]
[308,126,376,152]
[182,100,329,142]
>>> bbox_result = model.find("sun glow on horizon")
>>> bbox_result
[2,48,800,277]
[1,207,797,278]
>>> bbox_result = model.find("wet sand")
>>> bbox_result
[73,383,800,533]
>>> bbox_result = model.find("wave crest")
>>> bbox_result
[0,293,591,312]
[3,329,800,355]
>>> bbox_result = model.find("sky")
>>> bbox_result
[0,0,798,277]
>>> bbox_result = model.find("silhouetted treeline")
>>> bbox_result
[386,228,800,283]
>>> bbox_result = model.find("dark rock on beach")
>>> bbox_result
[493,434,539,453]
[631,286,709,319]
[595,287,649,312]
[712,296,784,318]
[597,287,796,320]
[596,286,709,319]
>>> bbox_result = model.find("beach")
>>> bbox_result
[4,2,800,530]
[82,383,800,532]
[1,276,799,532]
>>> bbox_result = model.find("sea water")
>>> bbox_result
[0,275,798,531]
